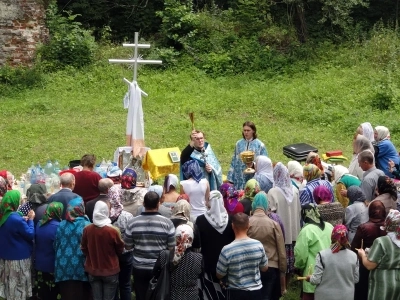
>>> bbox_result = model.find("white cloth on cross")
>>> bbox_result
[124,80,145,156]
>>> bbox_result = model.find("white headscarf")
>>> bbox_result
[148,185,163,198]
[93,201,112,227]
[204,191,228,234]
[360,122,375,142]
[273,162,294,204]
[173,224,194,265]
[288,161,304,179]
[375,126,390,142]
[255,155,274,184]
[164,174,179,193]
[333,165,349,184]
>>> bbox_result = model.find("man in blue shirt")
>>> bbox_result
[217,212,268,300]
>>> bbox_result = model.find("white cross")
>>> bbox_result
[109,32,162,156]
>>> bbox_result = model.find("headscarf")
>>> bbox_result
[360,122,375,142]
[252,191,269,212]
[255,156,274,184]
[121,168,137,189]
[220,183,239,213]
[171,199,191,222]
[0,170,11,190]
[26,183,47,204]
[381,209,400,248]
[204,191,229,234]
[0,190,21,227]
[288,161,304,179]
[375,126,390,142]
[93,200,111,227]
[66,197,86,222]
[330,224,350,253]
[182,160,203,183]
[243,179,260,201]
[333,165,349,184]
[313,185,333,204]
[301,203,325,230]
[39,202,64,226]
[347,186,366,205]
[306,152,324,174]
[177,194,190,203]
[353,134,374,154]
[164,174,179,193]
[148,185,163,198]
[303,164,321,182]
[173,224,194,265]
[377,176,397,200]
[273,162,294,204]
[107,185,123,221]
[368,200,386,222]
[0,177,7,197]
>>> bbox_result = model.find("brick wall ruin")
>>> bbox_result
[0,0,47,67]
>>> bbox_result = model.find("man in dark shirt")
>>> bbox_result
[85,178,114,222]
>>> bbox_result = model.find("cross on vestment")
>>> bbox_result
[109,32,162,157]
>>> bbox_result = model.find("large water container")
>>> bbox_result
[44,160,54,176]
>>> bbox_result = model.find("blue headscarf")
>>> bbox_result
[252,191,269,212]
[182,160,203,183]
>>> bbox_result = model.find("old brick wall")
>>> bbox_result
[0,0,47,67]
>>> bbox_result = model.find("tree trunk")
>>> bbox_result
[293,3,308,43]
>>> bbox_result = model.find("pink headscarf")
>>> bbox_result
[107,185,123,221]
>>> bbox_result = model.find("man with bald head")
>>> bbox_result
[47,173,80,219]
[85,178,114,222]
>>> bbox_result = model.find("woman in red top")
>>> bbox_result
[73,154,102,203]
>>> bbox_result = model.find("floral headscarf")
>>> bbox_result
[273,162,293,204]
[243,179,260,201]
[301,203,325,230]
[313,185,333,204]
[171,199,191,222]
[303,164,321,182]
[0,170,11,190]
[381,209,400,248]
[375,126,390,142]
[252,191,269,212]
[220,183,239,213]
[330,224,350,253]
[66,197,86,222]
[39,202,64,226]
[0,177,7,197]
[205,191,229,234]
[306,152,324,174]
[255,156,274,184]
[173,224,194,265]
[347,186,366,205]
[107,185,123,221]
[182,160,203,183]
[0,190,21,227]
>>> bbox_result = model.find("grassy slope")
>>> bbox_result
[0,44,399,178]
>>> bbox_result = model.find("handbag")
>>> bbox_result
[146,250,171,300]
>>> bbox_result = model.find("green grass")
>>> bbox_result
[1,42,400,178]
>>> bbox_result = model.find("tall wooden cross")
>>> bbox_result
[109,32,162,157]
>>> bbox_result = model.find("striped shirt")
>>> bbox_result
[124,212,175,270]
[216,238,268,291]
[300,179,334,206]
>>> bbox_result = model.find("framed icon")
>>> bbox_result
[169,151,180,163]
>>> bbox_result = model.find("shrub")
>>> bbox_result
[36,3,97,70]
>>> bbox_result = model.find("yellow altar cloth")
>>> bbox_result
[142,147,181,179]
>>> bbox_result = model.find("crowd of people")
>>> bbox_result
[0,121,400,300]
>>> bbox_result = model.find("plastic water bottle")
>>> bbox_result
[44,160,54,176]
[30,168,37,184]
[53,160,61,174]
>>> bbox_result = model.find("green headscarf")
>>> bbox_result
[244,179,260,201]
[301,203,325,230]
[0,190,22,227]
[39,202,64,226]
[252,191,269,212]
